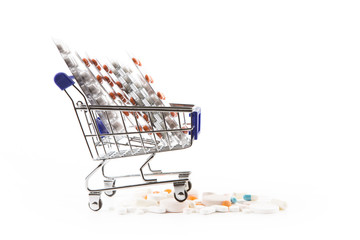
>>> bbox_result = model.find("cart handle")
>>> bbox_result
[191,107,201,140]
[54,72,75,90]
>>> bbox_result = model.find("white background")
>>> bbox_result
[1,0,359,239]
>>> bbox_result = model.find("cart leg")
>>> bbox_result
[88,192,102,211]
[140,153,157,182]
[173,181,188,202]
[148,162,162,173]
[104,179,116,197]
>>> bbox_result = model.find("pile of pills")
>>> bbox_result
[108,188,287,215]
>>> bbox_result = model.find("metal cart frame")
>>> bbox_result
[55,72,201,211]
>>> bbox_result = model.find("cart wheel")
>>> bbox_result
[174,190,188,202]
[104,180,116,197]
[185,181,192,192]
[89,199,103,211]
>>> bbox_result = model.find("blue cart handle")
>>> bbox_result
[54,72,75,90]
[191,107,201,140]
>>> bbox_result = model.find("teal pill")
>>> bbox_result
[243,195,252,201]
[230,197,237,204]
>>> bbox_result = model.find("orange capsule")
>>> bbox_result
[150,76,154,83]
[103,65,109,72]
[156,132,163,138]
[143,125,152,134]
[153,191,160,194]
[109,92,116,100]
[188,195,198,201]
[143,114,149,122]
[130,97,136,105]
[164,189,172,194]
[91,59,98,66]
[123,111,130,116]
[135,125,143,132]
[82,58,90,67]
[157,92,166,100]
[115,81,123,88]
[138,60,142,66]
[109,81,114,87]
[196,202,205,206]
[103,76,110,82]
[96,75,102,83]
[145,74,151,83]
[96,65,101,71]
[222,201,232,207]
[132,57,139,65]
[144,195,147,200]
[170,112,178,117]
[109,70,113,74]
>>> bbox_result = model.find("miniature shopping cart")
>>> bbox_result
[54,73,201,211]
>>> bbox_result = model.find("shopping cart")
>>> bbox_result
[54,72,201,211]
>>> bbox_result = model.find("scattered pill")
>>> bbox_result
[164,189,172,194]
[183,208,194,214]
[188,195,198,201]
[243,194,258,201]
[200,207,216,215]
[118,207,127,215]
[97,65,101,71]
[103,65,109,72]
[222,200,231,207]
[159,198,187,213]
[230,197,237,204]
[147,206,166,214]
[229,205,240,212]
[214,205,228,213]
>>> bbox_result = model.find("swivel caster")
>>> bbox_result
[88,192,102,211]
[104,179,116,197]
[173,181,188,202]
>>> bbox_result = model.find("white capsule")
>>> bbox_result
[159,198,187,213]
[135,198,157,207]
[214,205,228,213]
[200,207,216,215]
[195,205,205,213]
[118,207,127,215]
[147,192,168,202]
[183,208,194,214]
[202,193,231,206]
[147,206,166,214]
[126,207,137,213]
[229,205,240,212]
[242,208,253,214]
[134,208,145,215]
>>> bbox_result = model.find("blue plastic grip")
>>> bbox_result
[191,107,201,140]
[54,72,75,90]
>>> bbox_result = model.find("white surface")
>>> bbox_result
[1,0,360,239]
